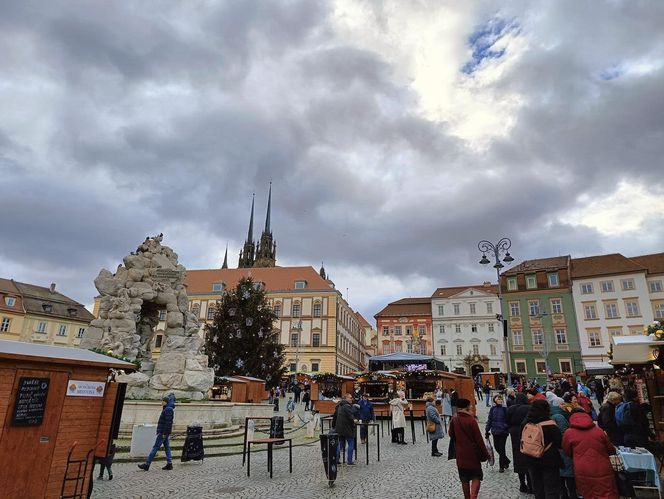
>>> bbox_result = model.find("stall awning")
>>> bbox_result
[583,361,615,375]
[368,353,434,362]
[611,335,660,365]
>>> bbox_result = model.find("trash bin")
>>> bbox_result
[130,424,157,458]
[320,432,338,487]
[181,425,204,462]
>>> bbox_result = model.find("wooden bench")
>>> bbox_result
[246,438,292,479]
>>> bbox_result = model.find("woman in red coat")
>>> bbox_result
[449,398,489,499]
[562,409,618,499]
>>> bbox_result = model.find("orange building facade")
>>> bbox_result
[374,298,433,356]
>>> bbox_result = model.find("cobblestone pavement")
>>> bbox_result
[94,398,529,499]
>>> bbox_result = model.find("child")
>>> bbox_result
[286,397,295,422]
[98,442,116,480]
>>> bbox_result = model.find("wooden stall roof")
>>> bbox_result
[234,375,265,382]
[0,340,136,369]
[218,376,249,384]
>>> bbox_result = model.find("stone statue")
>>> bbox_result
[80,235,214,400]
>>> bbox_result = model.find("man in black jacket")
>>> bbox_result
[138,393,175,471]
[332,393,358,465]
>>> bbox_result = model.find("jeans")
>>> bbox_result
[485,395,491,407]
[528,466,560,499]
[337,436,355,464]
[146,434,172,465]
[492,433,510,469]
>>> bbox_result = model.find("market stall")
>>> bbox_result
[310,374,355,414]
[211,376,249,402]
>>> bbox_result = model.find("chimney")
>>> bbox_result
[483,281,491,287]
[50,283,56,293]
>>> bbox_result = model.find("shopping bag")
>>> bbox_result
[447,436,456,460]
[484,437,495,466]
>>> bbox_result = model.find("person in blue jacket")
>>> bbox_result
[138,393,176,471]
[358,393,375,444]
[485,394,510,472]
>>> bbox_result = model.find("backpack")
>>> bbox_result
[521,421,556,458]
[615,402,635,427]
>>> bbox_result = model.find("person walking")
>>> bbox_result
[475,380,483,401]
[390,391,409,444]
[550,398,577,499]
[594,378,606,406]
[620,388,652,447]
[426,397,444,457]
[598,391,624,446]
[358,393,374,444]
[332,393,358,465]
[449,398,489,499]
[505,388,516,407]
[562,409,619,499]
[286,396,295,422]
[138,393,176,471]
[521,399,562,499]
[302,389,311,411]
[485,394,510,472]
[97,442,116,480]
[507,393,532,493]
[483,381,492,408]
[450,388,459,416]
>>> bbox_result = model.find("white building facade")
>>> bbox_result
[431,284,503,376]
[570,254,653,363]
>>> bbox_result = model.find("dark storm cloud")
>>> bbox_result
[0,0,663,322]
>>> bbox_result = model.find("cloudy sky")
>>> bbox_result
[1,0,663,324]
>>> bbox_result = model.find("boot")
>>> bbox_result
[162,462,173,470]
[137,463,149,471]
[108,472,113,480]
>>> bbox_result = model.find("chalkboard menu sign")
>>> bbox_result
[13,377,50,426]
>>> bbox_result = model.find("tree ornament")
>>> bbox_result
[236,359,244,368]
[246,317,253,326]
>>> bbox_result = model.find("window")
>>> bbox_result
[535,361,547,374]
[559,360,572,374]
[311,362,319,372]
[291,333,299,347]
[440,345,446,356]
[438,305,444,316]
[212,282,225,292]
[509,302,520,317]
[57,325,67,337]
[405,326,412,335]
[581,283,593,294]
[471,324,478,333]
[456,345,463,355]
[312,302,321,318]
[507,278,517,291]
[526,275,537,289]
[0,318,10,332]
[488,323,495,332]
[395,326,402,335]
[42,303,53,313]
[601,280,614,293]
[394,342,403,352]
[656,304,664,319]
[512,329,523,346]
[37,322,47,333]
[382,326,389,336]
[532,329,543,346]
[439,324,445,334]
[555,328,567,344]
[312,333,320,347]
[621,279,635,291]
[629,326,643,336]
[550,298,562,314]
[548,273,559,287]
[588,330,602,347]
[472,344,479,355]
[453,304,460,315]
[159,310,167,321]
[294,280,307,289]
[625,301,640,317]
[292,303,301,317]
[455,324,461,333]
[515,360,527,374]
[650,281,663,293]
[418,325,425,335]
[406,342,412,353]
[153,334,162,348]
[290,362,297,372]
[529,300,540,316]
[584,304,597,320]
[486,302,493,314]
[608,328,622,337]
[469,303,476,314]
[207,306,216,320]
[77,327,85,338]
[605,303,619,319]
[4,297,15,307]
[490,344,496,355]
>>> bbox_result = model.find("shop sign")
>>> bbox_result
[66,380,106,397]
[13,377,49,426]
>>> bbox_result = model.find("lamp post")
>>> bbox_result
[478,238,515,386]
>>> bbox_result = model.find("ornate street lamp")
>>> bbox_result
[478,237,515,385]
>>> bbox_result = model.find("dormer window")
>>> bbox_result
[294,280,307,289]
[42,303,53,313]
[4,297,16,307]
[67,307,78,317]
[212,282,226,292]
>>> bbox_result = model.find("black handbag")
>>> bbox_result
[447,436,456,460]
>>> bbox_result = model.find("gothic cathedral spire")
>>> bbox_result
[221,245,228,269]
[254,183,277,267]
[238,194,256,268]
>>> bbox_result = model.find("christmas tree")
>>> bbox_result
[205,277,286,387]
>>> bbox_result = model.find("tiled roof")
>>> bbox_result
[185,266,335,295]
[0,278,24,314]
[355,312,373,329]
[374,297,431,318]
[502,256,570,276]
[571,253,646,279]
[12,281,95,322]
[629,253,664,276]
[431,284,498,298]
